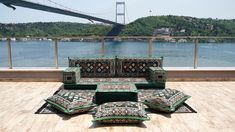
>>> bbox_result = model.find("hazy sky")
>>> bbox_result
[0,0,235,24]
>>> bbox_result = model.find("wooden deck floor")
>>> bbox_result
[0,82,234,132]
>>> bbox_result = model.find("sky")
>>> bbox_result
[0,0,235,24]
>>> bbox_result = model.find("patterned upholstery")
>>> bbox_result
[93,101,150,123]
[79,78,149,84]
[116,57,163,77]
[69,57,116,77]
[68,56,163,78]
[97,83,138,92]
[45,90,96,115]
[95,83,138,105]
[149,67,166,88]
[143,89,191,112]
[66,56,166,89]
[149,67,166,82]
[63,67,81,84]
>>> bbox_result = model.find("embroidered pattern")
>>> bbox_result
[68,57,163,78]
[143,89,191,112]
[95,83,138,105]
[45,90,96,114]
[93,101,150,123]
[149,67,167,83]
[63,67,81,84]
[79,78,149,84]
[69,57,116,77]
[116,57,163,77]
[97,83,137,92]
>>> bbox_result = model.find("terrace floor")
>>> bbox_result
[0,81,235,132]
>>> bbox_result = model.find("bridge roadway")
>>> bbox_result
[0,0,124,26]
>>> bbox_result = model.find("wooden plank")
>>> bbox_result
[0,82,235,131]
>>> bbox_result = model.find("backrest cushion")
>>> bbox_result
[116,57,163,77]
[69,57,115,77]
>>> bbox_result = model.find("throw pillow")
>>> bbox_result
[93,101,150,123]
[143,88,191,112]
[45,90,96,114]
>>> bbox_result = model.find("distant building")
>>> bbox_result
[19,38,29,41]
[178,39,187,43]
[42,37,48,41]
[11,38,16,41]
[163,37,176,42]
[1,38,7,41]
[180,29,186,33]
[153,28,172,36]
[61,38,71,42]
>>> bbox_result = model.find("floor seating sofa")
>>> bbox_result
[45,57,192,123]
[63,56,166,90]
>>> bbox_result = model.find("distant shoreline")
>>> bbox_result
[1,37,234,43]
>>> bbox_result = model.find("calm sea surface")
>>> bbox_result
[0,41,235,67]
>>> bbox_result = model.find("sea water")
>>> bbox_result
[0,41,235,67]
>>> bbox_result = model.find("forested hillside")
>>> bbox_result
[1,15,235,37]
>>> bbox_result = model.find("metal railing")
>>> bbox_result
[3,36,235,69]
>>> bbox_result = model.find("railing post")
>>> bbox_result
[7,38,13,69]
[54,38,59,69]
[194,38,199,69]
[148,38,153,57]
[101,38,105,57]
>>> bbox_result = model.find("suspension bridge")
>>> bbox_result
[0,0,126,35]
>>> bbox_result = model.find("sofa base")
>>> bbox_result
[64,83,165,90]
[95,92,138,105]
[64,84,97,90]
[136,83,165,89]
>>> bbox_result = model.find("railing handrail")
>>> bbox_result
[2,36,235,70]
[2,36,235,40]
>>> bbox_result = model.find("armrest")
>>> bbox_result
[149,67,167,88]
[63,67,81,84]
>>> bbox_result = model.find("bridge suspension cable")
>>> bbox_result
[0,0,124,25]
[46,0,113,16]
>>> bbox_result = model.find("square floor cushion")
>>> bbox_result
[45,90,96,115]
[143,88,191,112]
[95,83,138,104]
[93,101,150,123]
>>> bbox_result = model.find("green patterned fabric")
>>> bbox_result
[96,83,138,92]
[79,78,149,85]
[149,67,166,89]
[68,56,163,78]
[68,57,116,77]
[45,90,96,115]
[143,89,191,112]
[116,57,163,77]
[95,83,138,105]
[63,67,81,84]
[93,101,150,123]
[149,67,167,82]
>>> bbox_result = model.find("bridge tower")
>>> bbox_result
[115,2,125,24]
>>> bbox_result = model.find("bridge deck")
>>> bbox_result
[0,0,123,25]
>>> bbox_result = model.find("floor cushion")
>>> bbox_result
[45,90,96,115]
[143,88,191,112]
[93,101,150,123]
